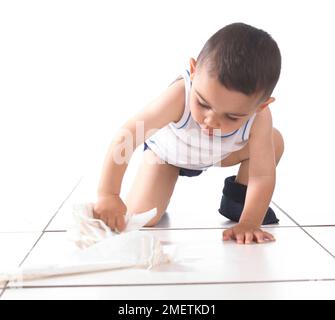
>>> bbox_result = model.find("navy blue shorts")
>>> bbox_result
[143,142,203,177]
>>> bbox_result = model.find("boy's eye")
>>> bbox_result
[197,100,240,122]
[197,100,210,109]
[226,115,239,122]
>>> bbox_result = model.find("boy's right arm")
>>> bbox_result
[93,78,185,231]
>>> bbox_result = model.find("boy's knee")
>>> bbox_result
[144,215,163,227]
[144,220,158,227]
[143,208,167,227]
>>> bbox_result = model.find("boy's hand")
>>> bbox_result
[223,222,275,244]
[93,195,127,232]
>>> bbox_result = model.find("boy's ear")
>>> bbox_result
[256,97,275,113]
[189,58,197,80]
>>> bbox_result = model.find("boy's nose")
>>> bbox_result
[204,117,219,129]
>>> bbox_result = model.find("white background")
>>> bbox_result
[1,0,335,229]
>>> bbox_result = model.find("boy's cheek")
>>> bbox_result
[190,105,203,124]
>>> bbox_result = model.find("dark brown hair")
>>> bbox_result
[196,23,281,99]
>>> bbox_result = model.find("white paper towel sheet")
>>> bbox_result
[0,203,174,284]
[68,203,158,248]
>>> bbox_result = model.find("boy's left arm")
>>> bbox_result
[223,107,276,244]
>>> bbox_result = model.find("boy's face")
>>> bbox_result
[189,58,274,136]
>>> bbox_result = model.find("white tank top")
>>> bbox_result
[145,69,257,170]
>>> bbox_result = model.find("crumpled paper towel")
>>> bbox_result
[67,202,158,249]
[0,203,173,284]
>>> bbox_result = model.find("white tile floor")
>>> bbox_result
[3,281,335,300]
[0,232,42,289]
[1,156,335,299]
[303,227,335,256]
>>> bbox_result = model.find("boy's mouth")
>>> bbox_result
[202,129,214,136]
[199,125,214,136]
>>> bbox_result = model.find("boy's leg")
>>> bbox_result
[125,149,180,227]
[219,128,284,224]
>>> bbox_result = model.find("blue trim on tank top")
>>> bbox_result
[242,119,250,141]
[177,112,191,129]
[176,70,192,129]
[181,163,212,170]
[186,69,192,84]
[198,163,213,169]
[219,129,239,138]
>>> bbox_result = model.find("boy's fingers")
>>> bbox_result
[263,231,275,241]
[223,229,233,241]
[236,233,245,244]
[106,217,115,231]
[245,232,253,244]
[92,208,99,219]
[116,215,126,232]
[254,231,265,243]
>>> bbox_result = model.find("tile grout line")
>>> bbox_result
[42,176,83,232]
[2,224,335,234]
[42,225,310,233]
[0,286,6,299]
[272,201,335,259]
[5,278,335,290]
[18,176,83,269]
[298,224,335,228]
[0,176,83,299]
